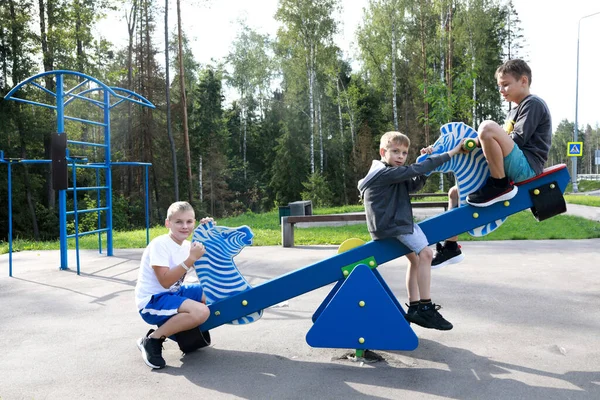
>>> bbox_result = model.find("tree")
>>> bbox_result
[227,21,273,180]
[275,0,339,174]
[177,0,193,202]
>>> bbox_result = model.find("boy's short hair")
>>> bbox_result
[496,59,532,86]
[380,131,410,150]
[166,201,195,220]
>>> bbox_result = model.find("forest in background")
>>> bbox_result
[1,0,599,241]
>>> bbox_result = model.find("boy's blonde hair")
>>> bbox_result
[380,131,410,150]
[166,201,195,220]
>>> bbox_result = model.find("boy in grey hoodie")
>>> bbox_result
[358,131,463,331]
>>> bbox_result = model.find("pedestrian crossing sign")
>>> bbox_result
[567,142,583,157]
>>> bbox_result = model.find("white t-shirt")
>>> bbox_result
[134,234,191,309]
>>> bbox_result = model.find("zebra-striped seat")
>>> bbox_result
[192,222,262,325]
[416,122,507,237]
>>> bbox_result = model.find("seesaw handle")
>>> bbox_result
[463,138,477,152]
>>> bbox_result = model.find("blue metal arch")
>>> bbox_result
[5,70,155,110]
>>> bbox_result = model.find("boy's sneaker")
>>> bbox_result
[466,177,517,207]
[432,242,464,269]
[404,303,419,323]
[411,303,453,331]
[137,330,166,369]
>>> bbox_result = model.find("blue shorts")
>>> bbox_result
[396,223,428,254]
[139,284,204,326]
[504,144,535,183]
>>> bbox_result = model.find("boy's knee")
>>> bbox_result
[448,185,458,199]
[478,120,501,140]
[187,301,210,325]
[419,246,433,262]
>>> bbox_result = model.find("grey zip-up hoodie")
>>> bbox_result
[357,153,450,240]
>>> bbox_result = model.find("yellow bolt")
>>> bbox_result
[504,201,510,207]
[369,260,375,267]
[358,337,365,344]
[534,189,540,195]
[550,184,556,189]
[214,311,221,316]
[359,301,365,307]
[473,212,479,219]
[242,300,248,306]
[343,270,349,277]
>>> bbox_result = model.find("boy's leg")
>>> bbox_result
[137,286,209,369]
[404,251,420,303]
[432,186,464,268]
[467,120,518,207]
[478,120,515,178]
[152,298,210,339]
[398,225,452,331]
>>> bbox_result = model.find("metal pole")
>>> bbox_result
[574,11,600,193]
[56,73,68,270]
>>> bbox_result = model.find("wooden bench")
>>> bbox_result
[281,201,448,247]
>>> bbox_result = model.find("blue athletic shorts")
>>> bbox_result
[139,284,204,326]
[396,223,428,254]
[504,144,536,183]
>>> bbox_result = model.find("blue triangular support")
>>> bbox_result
[306,264,418,351]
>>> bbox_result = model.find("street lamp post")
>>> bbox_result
[573,11,600,193]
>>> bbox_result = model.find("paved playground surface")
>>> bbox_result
[1,237,600,400]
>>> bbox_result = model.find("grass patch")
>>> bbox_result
[564,194,600,207]
[566,179,600,193]
[2,205,599,254]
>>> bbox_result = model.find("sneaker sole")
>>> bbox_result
[432,253,464,269]
[137,338,164,369]
[466,186,518,208]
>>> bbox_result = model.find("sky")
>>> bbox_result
[97,0,600,134]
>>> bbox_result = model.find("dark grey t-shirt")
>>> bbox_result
[504,94,552,175]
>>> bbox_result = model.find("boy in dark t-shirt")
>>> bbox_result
[432,59,552,268]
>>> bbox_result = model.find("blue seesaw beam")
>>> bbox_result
[199,164,570,331]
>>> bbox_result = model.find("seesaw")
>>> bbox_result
[181,122,569,354]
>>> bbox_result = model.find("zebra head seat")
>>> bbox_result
[192,221,262,325]
[416,122,507,237]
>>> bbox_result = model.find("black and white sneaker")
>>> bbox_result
[432,242,464,269]
[466,177,517,207]
[137,329,166,369]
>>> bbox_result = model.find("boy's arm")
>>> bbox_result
[375,153,451,184]
[510,98,547,147]
[153,242,205,289]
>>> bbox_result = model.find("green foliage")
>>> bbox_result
[301,172,334,207]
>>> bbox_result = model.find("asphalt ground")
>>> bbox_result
[1,236,600,400]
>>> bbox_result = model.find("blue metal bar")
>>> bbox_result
[1,159,52,164]
[65,88,104,108]
[67,140,107,148]
[111,162,152,166]
[96,169,102,254]
[6,97,56,110]
[64,115,107,127]
[64,78,89,97]
[31,81,57,98]
[70,164,108,170]
[56,73,68,271]
[145,165,150,245]
[8,162,13,277]
[109,87,156,109]
[72,158,81,275]
[104,90,113,256]
[67,227,109,238]
[66,207,109,215]
[67,186,108,192]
